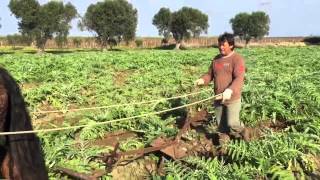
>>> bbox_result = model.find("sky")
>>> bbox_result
[0,0,319,37]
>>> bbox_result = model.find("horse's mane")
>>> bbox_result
[0,67,48,179]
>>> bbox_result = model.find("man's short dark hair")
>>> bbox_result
[218,32,235,50]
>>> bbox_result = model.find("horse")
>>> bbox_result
[0,67,48,179]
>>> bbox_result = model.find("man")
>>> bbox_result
[195,32,246,140]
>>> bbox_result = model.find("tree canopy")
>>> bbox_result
[230,11,270,45]
[152,7,172,41]
[153,7,208,49]
[81,0,138,49]
[9,0,77,52]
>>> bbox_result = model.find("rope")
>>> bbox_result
[31,88,212,114]
[0,94,220,136]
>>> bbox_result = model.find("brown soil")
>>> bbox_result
[20,82,40,90]
[32,102,86,127]
[110,158,157,180]
[186,135,217,157]
[260,120,293,131]
[79,88,95,97]
[32,100,61,117]
[32,113,65,128]
[113,70,135,87]
[240,120,294,141]
[33,111,85,129]
[91,130,137,148]
[314,155,320,169]
[182,66,198,76]
[310,155,320,178]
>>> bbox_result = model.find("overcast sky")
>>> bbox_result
[0,0,319,37]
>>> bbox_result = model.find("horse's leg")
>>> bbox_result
[1,152,9,179]
[0,84,8,179]
[1,153,23,180]
[0,84,7,131]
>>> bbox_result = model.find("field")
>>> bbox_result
[0,46,320,179]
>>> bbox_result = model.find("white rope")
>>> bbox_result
[0,94,220,136]
[31,88,212,114]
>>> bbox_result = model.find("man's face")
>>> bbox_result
[218,41,233,56]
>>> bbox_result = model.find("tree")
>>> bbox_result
[249,12,270,39]
[230,11,270,46]
[172,7,208,49]
[154,7,208,49]
[81,0,137,50]
[9,0,77,52]
[152,8,172,43]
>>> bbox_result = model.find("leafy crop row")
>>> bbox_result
[0,46,319,178]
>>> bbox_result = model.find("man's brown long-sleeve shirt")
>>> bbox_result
[201,51,245,104]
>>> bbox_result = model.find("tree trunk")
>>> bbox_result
[175,39,183,50]
[36,44,45,54]
[100,42,107,52]
[36,37,47,54]
[37,48,45,54]
[245,38,250,48]
[175,42,181,50]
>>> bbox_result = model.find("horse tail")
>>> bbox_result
[0,67,48,180]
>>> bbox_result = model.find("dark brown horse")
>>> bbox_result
[0,67,48,179]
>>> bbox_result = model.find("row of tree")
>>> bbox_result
[6,0,270,51]
[9,0,77,52]
[153,8,270,48]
